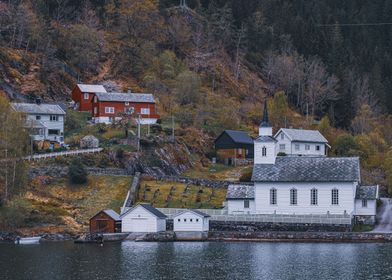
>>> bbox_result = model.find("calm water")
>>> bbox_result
[1,241,392,280]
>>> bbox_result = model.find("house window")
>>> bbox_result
[244,200,250,209]
[331,189,339,205]
[94,96,98,103]
[310,188,318,205]
[316,145,320,151]
[262,146,267,157]
[125,107,135,114]
[105,107,115,114]
[50,115,58,121]
[48,129,60,135]
[125,102,129,106]
[280,133,284,140]
[270,188,277,205]
[94,107,97,114]
[305,144,310,150]
[84,93,89,100]
[362,199,368,208]
[141,108,150,115]
[279,144,285,150]
[295,144,300,150]
[35,115,41,120]
[290,188,297,205]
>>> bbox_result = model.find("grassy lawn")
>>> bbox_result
[136,179,227,209]
[352,224,374,232]
[182,164,250,181]
[23,175,132,234]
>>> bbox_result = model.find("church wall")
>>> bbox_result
[354,199,376,216]
[227,200,255,214]
[254,182,356,215]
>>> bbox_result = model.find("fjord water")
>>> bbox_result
[1,241,392,280]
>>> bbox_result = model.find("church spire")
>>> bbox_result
[260,99,272,128]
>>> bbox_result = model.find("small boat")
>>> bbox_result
[15,236,41,245]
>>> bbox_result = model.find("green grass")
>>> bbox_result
[136,180,227,209]
[352,224,374,232]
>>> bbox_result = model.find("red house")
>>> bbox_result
[89,209,121,233]
[71,84,107,112]
[92,92,160,124]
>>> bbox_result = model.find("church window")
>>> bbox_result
[270,188,277,205]
[262,146,267,157]
[362,199,367,208]
[310,188,318,205]
[295,144,300,150]
[290,188,297,205]
[331,189,339,205]
[244,200,250,208]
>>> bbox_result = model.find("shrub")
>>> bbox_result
[239,167,252,182]
[68,158,88,184]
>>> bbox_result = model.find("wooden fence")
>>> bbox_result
[24,148,103,161]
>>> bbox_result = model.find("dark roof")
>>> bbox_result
[276,128,328,143]
[174,209,211,218]
[11,103,66,115]
[356,185,378,199]
[118,203,168,219]
[252,156,360,182]
[218,130,253,145]
[95,92,155,103]
[259,100,272,128]
[254,135,277,142]
[226,184,255,200]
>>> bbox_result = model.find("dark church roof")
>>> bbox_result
[216,130,254,145]
[259,100,272,128]
[356,185,378,199]
[252,156,360,182]
[226,184,255,200]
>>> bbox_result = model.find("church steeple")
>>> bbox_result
[258,99,273,136]
[260,99,272,128]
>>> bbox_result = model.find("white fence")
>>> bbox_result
[157,208,353,225]
[24,148,103,161]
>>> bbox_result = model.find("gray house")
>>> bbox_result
[11,101,66,144]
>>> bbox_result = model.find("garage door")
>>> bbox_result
[130,218,153,232]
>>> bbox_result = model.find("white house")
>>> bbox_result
[275,128,330,156]
[120,204,167,233]
[11,101,66,144]
[226,101,379,224]
[173,209,210,232]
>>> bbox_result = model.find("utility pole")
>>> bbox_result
[137,114,141,152]
[172,115,175,143]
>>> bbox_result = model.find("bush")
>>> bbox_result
[239,167,252,182]
[68,158,88,184]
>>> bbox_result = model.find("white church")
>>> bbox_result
[227,102,379,224]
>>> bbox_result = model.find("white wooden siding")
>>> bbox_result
[275,131,326,156]
[227,200,255,214]
[354,199,376,216]
[254,141,276,164]
[173,212,209,231]
[121,205,166,232]
[26,114,64,143]
[254,182,356,215]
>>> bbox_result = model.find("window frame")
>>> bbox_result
[244,200,250,209]
[331,188,339,205]
[105,107,115,114]
[295,144,300,151]
[279,144,285,150]
[141,108,150,115]
[310,188,318,205]
[362,199,368,208]
[305,144,310,150]
[270,188,277,205]
[316,145,320,151]
[84,93,89,100]
[290,188,298,205]
[35,115,41,120]
[262,146,267,157]
[280,133,284,140]
[49,115,59,122]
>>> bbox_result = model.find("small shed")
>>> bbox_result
[173,209,210,232]
[214,130,254,165]
[90,209,121,233]
[80,135,99,149]
[120,204,167,233]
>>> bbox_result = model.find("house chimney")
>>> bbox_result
[36,97,42,105]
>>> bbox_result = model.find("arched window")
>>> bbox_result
[270,188,277,205]
[331,189,339,205]
[310,188,318,205]
[290,188,297,205]
[262,146,267,157]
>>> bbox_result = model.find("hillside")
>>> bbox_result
[1,1,392,195]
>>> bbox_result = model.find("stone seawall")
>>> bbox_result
[209,221,352,232]
[208,231,392,242]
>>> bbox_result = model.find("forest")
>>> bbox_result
[1,0,392,194]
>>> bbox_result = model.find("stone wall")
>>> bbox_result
[29,166,130,178]
[208,231,392,242]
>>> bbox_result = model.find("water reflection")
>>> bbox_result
[1,241,392,280]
